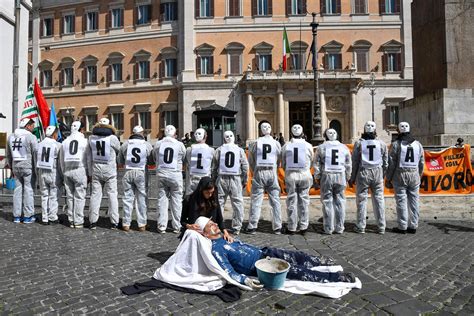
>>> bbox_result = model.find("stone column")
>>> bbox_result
[401,0,413,79]
[276,86,284,135]
[320,89,327,132]
[178,0,195,82]
[31,8,40,80]
[350,88,357,142]
[246,86,255,141]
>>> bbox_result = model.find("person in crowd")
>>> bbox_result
[278,132,285,147]
[386,122,425,234]
[154,125,186,233]
[246,120,282,234]
[181,177,232,241]
[349,121,388,234]
[87,117,121,230]
[6,118,38,223]
[184,128,215,196]
[211,131,248,235]
[118,125,153,232]
[195,216,356,289]
[60,121,88,228]
[35,125,61,225]
[281,124,314,235]
[313,129,351,235]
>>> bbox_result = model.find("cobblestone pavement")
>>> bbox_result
[0,208,472,315]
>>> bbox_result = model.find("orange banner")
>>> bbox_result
[246,144,473,195]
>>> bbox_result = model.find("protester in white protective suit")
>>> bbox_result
[59,121,89,228]
[35,126,62,224]
[211,131,249,235]
[184,128,215,196]
[386,122,424,234]
[281,124,314,235]
[313,129,351,235]
[246,120,282,234]
[87,117,121,229]
[349,121,388,234]
[118,125,153,232]
[6,118,38,223]
[153,125,186,233]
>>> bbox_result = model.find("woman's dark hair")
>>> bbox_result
[191,177,218,216]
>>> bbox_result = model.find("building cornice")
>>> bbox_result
[43,83,178,98]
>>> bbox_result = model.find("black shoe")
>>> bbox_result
[273,229,282,235]
[407,227,417,234]
[245,228,257,235]
[338,272,356,283]
[392,227,407,234]
[89,223,97,230]
[111,224,118,230]
[282,227,296,235]
[41,221,49,225]
[299,229,307,236]
[49,220,59,225]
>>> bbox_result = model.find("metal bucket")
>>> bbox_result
[255,257,290,290]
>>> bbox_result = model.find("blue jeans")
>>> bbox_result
[260,247,340,282]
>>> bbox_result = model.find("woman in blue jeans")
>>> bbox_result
[194,217,356,289]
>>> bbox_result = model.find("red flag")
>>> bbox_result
[33,78,50,131]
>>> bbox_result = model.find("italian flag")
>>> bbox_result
[20,78,50,140]
[282,26,291,71]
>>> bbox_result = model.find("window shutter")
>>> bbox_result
[83,13,87,32]
[133,6,137,25]
[40,71,44,87]
[382,108,389,128]
[135,62,139,80]
[286,0,291,15]
[160,3,164,21]
[255,55,259,71]
[107,65,112,82]
[234,0,240,16]
[159,61,165,78]
[95,12,98,30]
[323,54,328,69]
[60,17,64,34]
[72,15,75,33]
[302,0,307,14]
[173,59,178,76]
[396,53,402,71]
[82,67,86,85]
[195,0,200,18]
[196,57,201,75]
[71,68,74,85]
[336,0,341,14]
[252,0,257,16]
[382,54,388,72]
[395,0,401,13]
[379,0,386,14]
[40,19,44,37]
[106,10,111,29]
[60,69,64,86]
[210,0,214,17]
[146,61,150,78]
[269,55,273,70]
[336,54,342,69]
[148,4,152,23]
[321,0,326,14]
[209,56,214,74]
[268,0,273,15]
[120,9,124,27]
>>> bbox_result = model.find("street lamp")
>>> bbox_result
[369,72,376,121]
[310,13,324,145]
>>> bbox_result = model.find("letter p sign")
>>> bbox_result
[262,144,271,160]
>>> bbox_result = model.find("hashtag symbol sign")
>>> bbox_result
[12,138,23,151]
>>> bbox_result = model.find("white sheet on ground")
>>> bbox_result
[153,230,361,298]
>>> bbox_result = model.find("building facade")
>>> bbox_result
[29,0,414,144]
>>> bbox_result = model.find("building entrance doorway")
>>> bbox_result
[289,102,312,138]
[329,119,342,142]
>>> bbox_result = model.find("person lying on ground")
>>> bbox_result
[194,217,356,290]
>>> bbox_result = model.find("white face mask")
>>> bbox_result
[291,124,303,137]
[224,131,235,144]
[165,125,176,137]
[326,129,338,141]
[195,128,206,143]
[260,122,272,136]
[364,121,376,133]
[398,122,410,133]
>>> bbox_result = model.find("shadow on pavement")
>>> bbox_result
[428,222,474,234]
